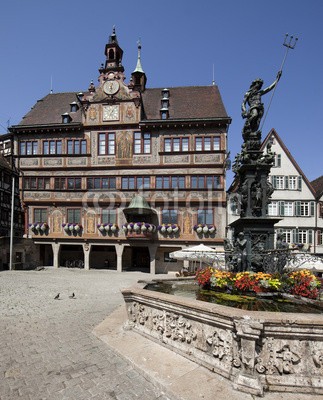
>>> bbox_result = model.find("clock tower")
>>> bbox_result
[101,26,124,73]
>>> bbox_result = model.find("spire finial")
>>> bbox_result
[133,38,144,73]
[109,25,118,44]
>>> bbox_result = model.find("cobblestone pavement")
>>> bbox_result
[0,268,170,400]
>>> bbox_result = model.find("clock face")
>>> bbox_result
[103,80,119,95]
[103,105,119,121]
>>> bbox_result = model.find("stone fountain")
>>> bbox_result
[228,71,284,273]
[121,73,323,397]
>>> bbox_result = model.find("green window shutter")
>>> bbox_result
[279,201,285,216]
[292,229,297,243]
[285,176,289,189]
[272,176,277,189]
[277,154,281,167]
[295,201,301,216]
[310,201,315,216]
[297,176,302,191]
[308,230,313,244]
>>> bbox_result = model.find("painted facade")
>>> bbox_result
[9,29,231,272]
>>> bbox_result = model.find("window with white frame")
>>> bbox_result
[272,176,284,189]
[280,229,293,244]
[288,176,298,190]
[195,136,220,151]
[134,132,151,154]
[295,201,315,217]
[164,137,189,152]
[284,201,293,216]
[297,229,308,244]
[98,133,115,155]
[267,201,278,216]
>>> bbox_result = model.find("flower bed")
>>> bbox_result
[195,267,321,299]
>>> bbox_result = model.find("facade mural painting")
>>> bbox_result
[10,27,230,271]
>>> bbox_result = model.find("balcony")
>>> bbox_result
[123,222,156,240]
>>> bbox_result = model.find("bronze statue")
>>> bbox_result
[242,71,282,134]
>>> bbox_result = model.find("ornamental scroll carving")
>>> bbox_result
[152,311,197,344]
[255,338,302,375]
[128,302,148,325]
[206,329,233,361]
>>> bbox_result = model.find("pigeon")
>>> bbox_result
[54,293,60,300]
[69,292,75,299]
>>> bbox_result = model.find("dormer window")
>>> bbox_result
[162,98,169,108]
[62,113,71,124]
[160,88,170,120]
[162,88,169,99]
[161,110,168,120]
[70,102,78,113]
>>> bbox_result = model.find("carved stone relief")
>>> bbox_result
[152,310,197,344]
[206,329,233,362]
[44,158,63,166]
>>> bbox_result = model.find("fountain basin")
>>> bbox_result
[122,277,323,396]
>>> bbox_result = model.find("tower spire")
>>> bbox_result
[131,39,147,92]
[102,26,124,73]
[133,39,144,74]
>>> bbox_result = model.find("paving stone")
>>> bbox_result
[0,269,169,400]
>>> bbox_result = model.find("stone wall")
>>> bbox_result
[122,282,323,396]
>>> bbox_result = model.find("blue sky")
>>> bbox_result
[1,0,322,184]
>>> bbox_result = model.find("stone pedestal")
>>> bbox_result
[230,217,280,271]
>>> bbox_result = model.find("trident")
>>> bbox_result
[260,34,298,131]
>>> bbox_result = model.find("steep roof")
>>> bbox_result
[311,175,323,199]
[262,128,316,197]
[17,92,82,126]
[141,86,229,120]
[15,85,229,128]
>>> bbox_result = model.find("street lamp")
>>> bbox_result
[9,175,15,270]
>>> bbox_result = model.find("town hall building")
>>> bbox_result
[9,28,231,273]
